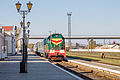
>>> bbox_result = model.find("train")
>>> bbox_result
[34,33,66,61]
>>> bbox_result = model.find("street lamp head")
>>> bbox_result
[27,21,30,27]
[27,1,33,12]
[14,26,17,30]
[20,21,23,27]
[16,1,21,12]
[27,30,30,34]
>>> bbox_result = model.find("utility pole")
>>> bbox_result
[49,31,52,45]
[49,31,52,35]
[67,12,72,51]
[88,39,89,52]
[55,30,56,34]
[104,39,106,45]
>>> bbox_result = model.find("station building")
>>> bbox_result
[0,26,16,60]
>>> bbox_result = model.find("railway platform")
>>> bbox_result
[0,52,82,80]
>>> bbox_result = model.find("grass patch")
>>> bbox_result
[67,55,99,61]
[66,52,120,65]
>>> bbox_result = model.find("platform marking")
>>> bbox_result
[49,62,84,80]
[69,60,120,75]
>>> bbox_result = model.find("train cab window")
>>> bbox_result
[55,45,60,50]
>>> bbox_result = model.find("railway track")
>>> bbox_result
[37,53,120,80]
[52,61,120,80]
[42,59,120,79]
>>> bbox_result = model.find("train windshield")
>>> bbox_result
[55,45,60,50]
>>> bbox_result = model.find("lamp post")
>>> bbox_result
[27,30,30,39]
[16,1,32,73]
[27,29,30,57]
[3,32,5,54]
[14,26,17,55]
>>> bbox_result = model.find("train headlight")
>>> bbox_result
[50,50,54,53]
[60,50,65,53]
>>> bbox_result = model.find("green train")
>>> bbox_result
[34,33,66,61]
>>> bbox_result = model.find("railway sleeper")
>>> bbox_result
[56,63,94,80]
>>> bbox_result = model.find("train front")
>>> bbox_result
[49,34,66,61]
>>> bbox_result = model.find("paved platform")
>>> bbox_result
[0,52,80,80]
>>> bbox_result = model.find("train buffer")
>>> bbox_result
[0,52,82,80]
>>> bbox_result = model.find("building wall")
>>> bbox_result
[0,26,16,57]
[5,36,16,55]
[17,39,22,53]
[0,36,4,59]
[5,40,8,54]
[5,36,12,55]
[12,36,16,55]
[0,34,7,59]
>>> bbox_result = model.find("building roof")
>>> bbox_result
[2,26,13,31]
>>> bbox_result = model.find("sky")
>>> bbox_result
[1,0,120,44]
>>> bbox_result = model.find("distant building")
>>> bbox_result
[16,27,22,53]
[95,44,120,49]
[0,26,16,56]
[0,32,6,59]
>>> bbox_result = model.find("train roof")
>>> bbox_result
[47,33,64,39]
